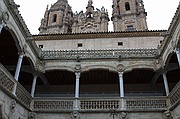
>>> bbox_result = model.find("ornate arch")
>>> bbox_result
[124,64,156,73]
[81,65,117,73]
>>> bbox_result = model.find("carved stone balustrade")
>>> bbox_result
[0,64,16,93]
[16,82,32,108]
[126,97,168,111]
[33,98,74,112]
[168,81,180,109]
[80,98,120,111]
[40,48,159,60]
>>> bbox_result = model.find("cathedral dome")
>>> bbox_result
[50,0,68,11]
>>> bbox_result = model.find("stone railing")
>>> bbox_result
[16,82,32,108]
[125,97,168,111]
[31,97,169,112]
[0,64,15,93]
[33,98,74,111]
[40,48,159,60]
[169,81,180,109]
[79,98,120,111]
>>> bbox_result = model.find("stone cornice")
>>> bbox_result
[4,0,31,37]
[168,2,180,35]
[33,30,166,41]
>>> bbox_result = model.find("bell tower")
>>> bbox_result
[39,0,73,34]
[112,0,148,32]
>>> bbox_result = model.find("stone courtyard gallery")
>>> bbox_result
[0,0,180,119]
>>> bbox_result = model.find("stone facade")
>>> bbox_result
[39,0,73,34]
[72,0,109,33]
[0,0,180,119]
[39,0,109,34]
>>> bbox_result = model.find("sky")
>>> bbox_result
[14,0,180,34]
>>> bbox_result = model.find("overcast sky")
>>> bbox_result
[14,0,179,34]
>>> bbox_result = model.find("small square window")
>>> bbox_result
[78,43,83,47]
[39,45,43,48]
[118,42,123,46]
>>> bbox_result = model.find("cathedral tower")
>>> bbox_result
[72,0,109,33]
[112,0,148,32]
[39,0,73,34]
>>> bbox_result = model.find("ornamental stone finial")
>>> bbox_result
[88,0,93,6]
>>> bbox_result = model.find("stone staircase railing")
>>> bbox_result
[0,63,32,109]
[168,81,180,109]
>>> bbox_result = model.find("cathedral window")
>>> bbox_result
[126,25,135,31]
[125,2,130,11]
[52,14,57,23]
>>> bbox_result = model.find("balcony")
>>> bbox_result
[0,63,180,112]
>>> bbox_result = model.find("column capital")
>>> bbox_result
[75,73,80,81]
[118,72,123,76]
[18,52,25,57]
[175,48,180,54]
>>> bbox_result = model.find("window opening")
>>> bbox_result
[78,43,83,47]
[125,2,130,11]
[118,42,123,46]
[39,45,44,48]
[52,14,57,22]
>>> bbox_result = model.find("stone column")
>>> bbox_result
[31,75,38,97]
[176,48,180,67]
[118,72,124,97]
[0,21,4,33]
[13,53,24,95]
[14,54,24,81]
[74,72,80,110]
[162,73,170,96]
[118,72,126,110]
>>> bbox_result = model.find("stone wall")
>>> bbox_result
[0,90,29,119]
[35,36,163,51]
[35,112,165,119]
[172,105,180,119]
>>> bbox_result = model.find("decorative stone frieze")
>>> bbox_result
[120,112,128,119]
[28,112,36,119]
[10,99,16,113]
[0,11,9,33]
[41,48,159,60]
[117,64,125,72]
[154,58,164,70]
[35,60,45,73]
[75,64,81,72]
[163,110,173,119]
[71,110,80,119]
